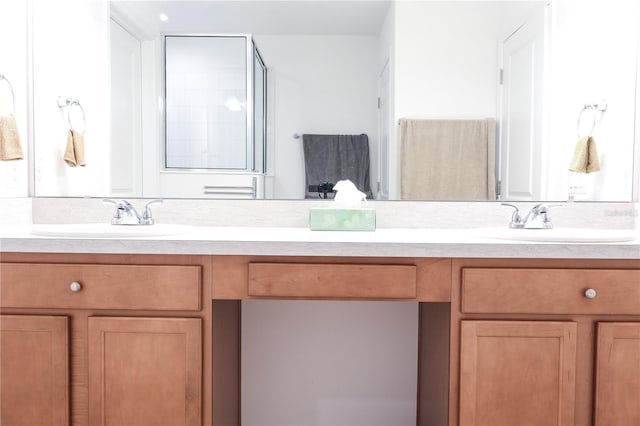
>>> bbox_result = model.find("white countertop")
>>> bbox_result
[1,225,639,259]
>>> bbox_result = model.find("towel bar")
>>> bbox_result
[57,96,86,134]
[577,101,607,137]
[0,74,16,114]
[202,177,258,198]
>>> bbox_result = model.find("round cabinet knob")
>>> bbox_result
[584,288,597,299]
[69,281,82,292]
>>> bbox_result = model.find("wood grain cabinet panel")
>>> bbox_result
[1,263,202,310]
[595,322,640,426]
[459,320,577,426]
[248,262,417,299]
[0,315,69,426]
[88,317,202,426]
[462,268,640,315]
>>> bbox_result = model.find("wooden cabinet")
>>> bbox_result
[88,317,202,426]
[461,268,640,315]
[2,253,638,426]
[0,315,69,426]
[214,256,451,301]
[248,262,417,298]
[213,256,453,426]
[0,253,210,426]
[594,322,640,426]
[459,320,577,426]
[452,259,640,426]
[1,262,202,310]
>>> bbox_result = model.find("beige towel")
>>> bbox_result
[64,129,86,167]
[568,135,600,173]
[0,114,24,161]
[399,118,496,200]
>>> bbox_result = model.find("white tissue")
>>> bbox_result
[332,179,367,208]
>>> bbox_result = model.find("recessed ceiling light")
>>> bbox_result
[159,13,169,22]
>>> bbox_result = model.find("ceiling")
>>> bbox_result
[111,0,392,38]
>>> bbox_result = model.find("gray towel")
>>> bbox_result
[303,134,372,199]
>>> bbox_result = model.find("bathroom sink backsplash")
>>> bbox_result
[1,198,32,226]
[24,198,638,230]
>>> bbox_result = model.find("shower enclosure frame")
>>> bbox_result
[161,33,267,175]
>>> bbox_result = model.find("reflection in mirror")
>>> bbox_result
[6,0,639,201]
[163,34,268,198]
[166,36,248,170]
[0,1,31,198]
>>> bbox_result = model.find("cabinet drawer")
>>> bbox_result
[248,263,417,299]
[461,268,640,315]
[1,263,202,311]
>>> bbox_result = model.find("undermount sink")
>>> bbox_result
[30,223,192,238]
[473,227,637,243]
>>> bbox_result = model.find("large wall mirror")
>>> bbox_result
[2,0,639,201]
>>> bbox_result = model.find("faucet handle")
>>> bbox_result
[102,198,124,220]
[531,203,561,212]
[501,203,523,228]
[532,203,562,228]
[102,198,133,209]
[102,199,141,225]
[140,199,163,225]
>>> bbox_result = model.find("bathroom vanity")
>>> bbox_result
[0,253,209,426]
[1,228,639,426]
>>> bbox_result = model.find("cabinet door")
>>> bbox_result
[460,320,577,426]
[0,315,69,426]
[595,322,640,426]
[88,317,202,426]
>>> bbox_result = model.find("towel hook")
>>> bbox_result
[577,100,607,138]
[0,74,16,114]
[57,96,86,134]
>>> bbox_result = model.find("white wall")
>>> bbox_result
[242,300,419,426]
[547,0,638,201]
[110,18,142,197]
[0,0,29,198]
[140,38,162,198]
[394,2,511,120]
[391,1,530,198]
[255,35,379,199]
[32,0,110,197]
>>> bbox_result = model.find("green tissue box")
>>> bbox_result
[309,207,376,231]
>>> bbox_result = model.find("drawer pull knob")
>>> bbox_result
[69,281,82,292]
[584,288,597,299]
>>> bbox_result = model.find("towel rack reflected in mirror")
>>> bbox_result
[0,74,16,114]
[57,96,86,134]
[577,100,607,137]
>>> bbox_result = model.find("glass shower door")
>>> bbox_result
[164,35,248,170]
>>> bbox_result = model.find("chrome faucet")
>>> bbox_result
[501,203,558,229]
[103,199,162,225]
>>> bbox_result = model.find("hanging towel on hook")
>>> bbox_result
[569,135,600,173]
[64,129,86,167]
[0,114,23,161]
